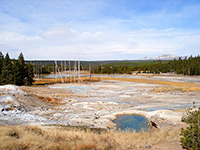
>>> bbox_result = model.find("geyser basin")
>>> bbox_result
[112,115,151,132]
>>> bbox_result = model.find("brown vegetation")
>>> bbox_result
[33,77,101,85]
[33,76,200,92]
[21,86,73,99]
[101,77,200,92]
[37,96,66,105]
[0,125,182,150]
[102,77,199,86]
[150,86,200,93]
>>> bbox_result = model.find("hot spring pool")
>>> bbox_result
[112,115,151,132]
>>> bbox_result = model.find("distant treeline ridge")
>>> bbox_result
[27,55,200,76]
[93,56,200,75]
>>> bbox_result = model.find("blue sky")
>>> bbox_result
[0,0,200,60]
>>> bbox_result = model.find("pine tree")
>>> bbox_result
[0,52,34,86]
[12,60,20,85]
[25,63,34,86]
[180,103,200,149]
[17,52,26,85]
[1,53,13,85]
[0,51,4,85]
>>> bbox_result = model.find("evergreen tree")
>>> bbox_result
[12,60,20,85]
[0,51,4,85]
[17,52,26,85]
[25,63,34,86]
[1,53,13,85]
[0,52,34,86]
[180,104,200,149]
[93,55,200,75]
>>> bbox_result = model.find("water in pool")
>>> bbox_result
[112,115,151,132]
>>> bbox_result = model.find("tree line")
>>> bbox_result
[140,55,200,75]
[93,60,168,74]
[0,52,34,85]
[93,55,200,75]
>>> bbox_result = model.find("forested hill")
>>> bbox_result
[26,55,200,76]
[93,55,200,75]
[25,60,168,75]
[25,60,157,66]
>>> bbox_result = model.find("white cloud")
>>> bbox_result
[0,0,199,60]
[41,25,76,38]
[0,22,200,60]
[0,31,41,43]
[164,28,174,32]
[141,28,155,32]
[0,11,30,33]
[0,0,200,60]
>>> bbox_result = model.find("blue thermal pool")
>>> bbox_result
[112,115,151,132]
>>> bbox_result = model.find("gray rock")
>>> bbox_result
[143,144,152,148]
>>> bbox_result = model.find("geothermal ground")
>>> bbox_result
[0,74,200,130]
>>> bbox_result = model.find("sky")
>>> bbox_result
[0,0,200,60]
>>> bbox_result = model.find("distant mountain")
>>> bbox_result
[140,54,183,60]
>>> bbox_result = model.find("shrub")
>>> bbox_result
[180,103,200,149]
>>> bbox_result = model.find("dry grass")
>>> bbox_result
[21,86,73,99]
[33,76,200,92]
[101,77,199,87]
[33,77,101,85]
[150,86,200,93]
[102,77,200,92]
[0,125,182,150]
